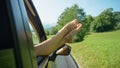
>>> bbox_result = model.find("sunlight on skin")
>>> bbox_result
[35,19,82,56]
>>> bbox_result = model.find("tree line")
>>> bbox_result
[45,4,120,42]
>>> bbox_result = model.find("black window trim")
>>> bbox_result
[24,0,48,65]
[25,0,47,42]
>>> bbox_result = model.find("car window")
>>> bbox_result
[0,49,16,68]
[25,0,47,45]
[24,1,49,67]
[29,22,39,45]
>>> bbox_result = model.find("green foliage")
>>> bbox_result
[71,30,120,68]
[113,12,120,29]
[90,8,114,32]
[83,15,94,33]
[50,27,57,35]
[50,25,62,35]
[50,6,120,42]
[114,22,120,29]
[74,15,94,42]
[57,4,86,26]
[50,4,86,42]
[74,28,86,42]
[45,29,50,35]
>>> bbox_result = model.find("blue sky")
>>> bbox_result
[32,0,120,27]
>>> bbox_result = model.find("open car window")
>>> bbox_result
[24,0,79,68]
[24,0,47,43]
[29,20,39,45]
[24,0,49,66]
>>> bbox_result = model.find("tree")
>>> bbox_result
[50,26,58,35]
[45,29,50,35]
[50,4,86,42]
[84,15,94,32]
[90,8,114,32]
[74,15,94,42]
[57,4,86,27]
[113,12,120,29]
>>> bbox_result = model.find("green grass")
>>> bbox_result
[47,35,54,39]
[71,30,120,68]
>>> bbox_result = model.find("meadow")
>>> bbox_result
[1,30,119,68]
[32,29,120,68]
[71,30,120,68]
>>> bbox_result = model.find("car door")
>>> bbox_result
[26,0,79,68]
[0,0,48,68]
[0,0,39,68]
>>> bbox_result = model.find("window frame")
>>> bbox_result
[25,0,47,43]
[24,0,48,66]
[4,0,44,68]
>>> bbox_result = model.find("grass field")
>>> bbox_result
[71,30,120,68]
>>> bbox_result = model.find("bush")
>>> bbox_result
[114,22,120,29]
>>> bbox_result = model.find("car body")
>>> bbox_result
[0,0,79,68]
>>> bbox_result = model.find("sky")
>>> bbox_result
[32,0,120,27]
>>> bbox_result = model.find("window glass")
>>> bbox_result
[0,49,16,68]
[0,3,16,67]
[29,23,39,45]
